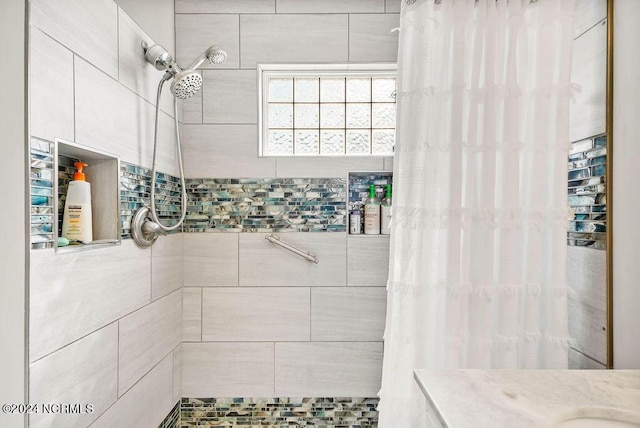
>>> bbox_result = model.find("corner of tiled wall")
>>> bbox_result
[28,0,182,426]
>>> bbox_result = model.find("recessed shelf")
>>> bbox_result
[55,139,121,253]
[347,170,393,236]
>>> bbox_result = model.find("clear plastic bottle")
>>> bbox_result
[364,184,381,235]
[381,184,392,235]
[350,206,362,234]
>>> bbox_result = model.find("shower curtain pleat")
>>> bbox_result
[378,0,575,424]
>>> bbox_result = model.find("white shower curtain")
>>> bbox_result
[378,0,575,425]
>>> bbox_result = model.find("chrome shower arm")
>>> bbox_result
[186,52,208,72]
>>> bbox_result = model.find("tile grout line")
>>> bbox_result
[72,54,76,141]
[347,13,350,62]
[309,287,312,342]
[116,320,120,399]
[238,14,242,71]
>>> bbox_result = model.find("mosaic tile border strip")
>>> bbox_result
[120,162,183,239]
[175,397,379,427]
[29,137,184,249]
[30,139,393,247]
[567,135,606,250]
[30,139,56,249]
[184,178,347,233]
[158,401,180,428]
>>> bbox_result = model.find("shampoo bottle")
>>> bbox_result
[61,161,93,242]
[350,205,362,234]
[381,184,392,235]
[364,184,381,235]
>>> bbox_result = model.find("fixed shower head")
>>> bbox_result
[170,70,203,100]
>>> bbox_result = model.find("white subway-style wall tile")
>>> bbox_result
[383,157,394,171]
[239,233,346,287]
[74,58,179,176]
[182,342,275,397]
[569,347,606,369]
[347,235,390,287]
[29,324,118,428]
[570,19,607,143]
[240,15,348,69]
[118,290,182,396]
[176,0,275,14]
[29,28,74,143]
[182,124,276,178]
[203,70,258,124]
[349,14,400,62]
[90,352,174,428]
[567,246,607,364]
[385,0,402,13]
[276,0,384,14]
[115,0,176,56]
[574,0,607,38]
[182,288,202,341]
[173,344,183,402]
[568,297,607,365]
[31,0,118,79]
[311,288,386,341]
[176,14,240,69]
[275,342,383,396]
[117,8,174,118]
[183,233,239,286]
[151,233,184,301]
[276,157,384,178]
[29,241,151,363]
[202,288,310,341]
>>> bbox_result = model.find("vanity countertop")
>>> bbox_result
[414,369,640,428]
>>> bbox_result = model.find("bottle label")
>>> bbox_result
[364,205,380,234]
[350,213,362,234]
[62,202,92,241]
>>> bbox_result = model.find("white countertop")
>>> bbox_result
[414,369,640,428]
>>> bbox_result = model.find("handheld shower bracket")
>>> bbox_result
[132,206,167,248]
[141,41,175,72]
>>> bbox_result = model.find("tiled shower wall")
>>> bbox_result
[175,0,399,399]
[28,0,182,426]
[566,0,608,370]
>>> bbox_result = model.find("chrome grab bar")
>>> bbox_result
[264,234,319,264]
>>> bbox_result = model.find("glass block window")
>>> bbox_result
[259,64,397,157]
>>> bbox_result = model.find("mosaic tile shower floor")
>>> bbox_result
[159,398,379,428]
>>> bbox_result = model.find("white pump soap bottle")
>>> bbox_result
[61,161,93,242]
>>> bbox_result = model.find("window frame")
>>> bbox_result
[257,63,398,157]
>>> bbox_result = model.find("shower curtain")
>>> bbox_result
[378,0,575,425]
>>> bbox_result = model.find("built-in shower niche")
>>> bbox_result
[55,139,120,253]
[348,171,394,236]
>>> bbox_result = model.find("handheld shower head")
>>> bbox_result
[187,45,228,70]
[206,46,227,64]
